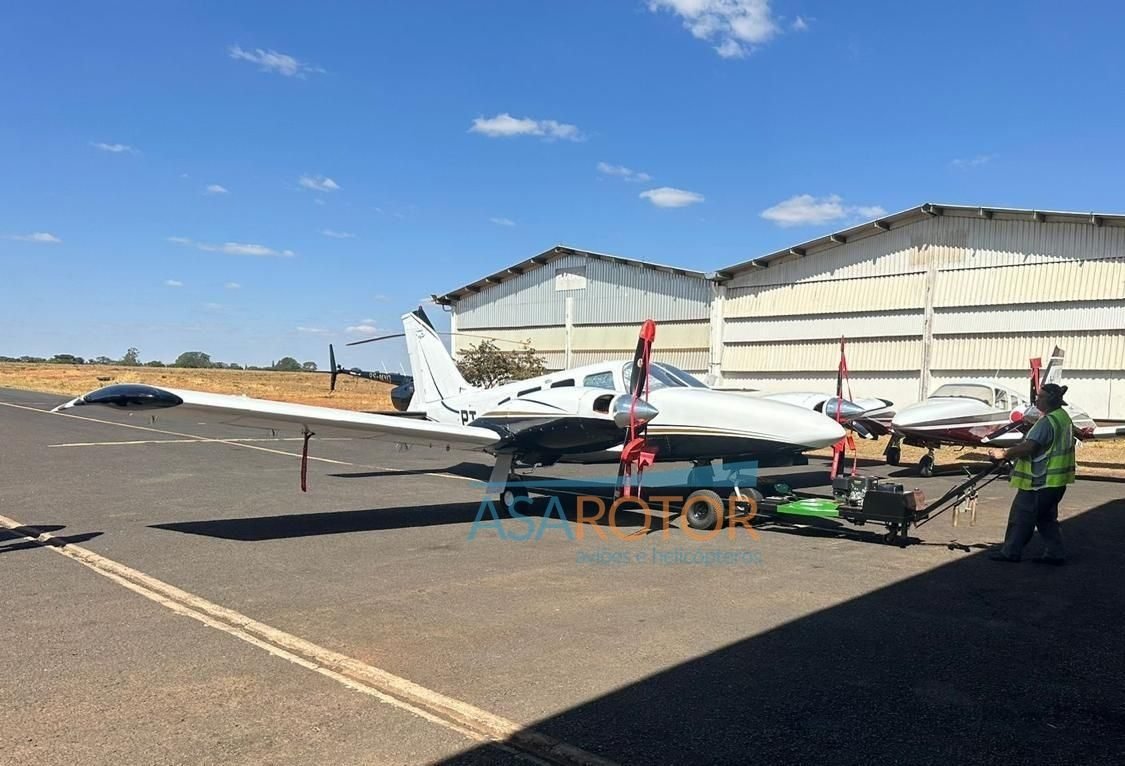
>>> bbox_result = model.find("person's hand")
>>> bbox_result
[988,448,1006,461]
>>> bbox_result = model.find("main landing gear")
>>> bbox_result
[490,454,531,512]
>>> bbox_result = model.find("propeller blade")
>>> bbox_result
[628,319,656,399]
[329,344,338,391]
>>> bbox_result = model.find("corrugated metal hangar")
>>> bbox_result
[432,202,1125,419]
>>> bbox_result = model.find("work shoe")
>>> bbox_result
[988,551,1020,562]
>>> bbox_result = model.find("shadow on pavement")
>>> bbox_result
[437,497,1125,765]
[0,525,104,554]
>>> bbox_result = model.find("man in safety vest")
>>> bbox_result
[987,383,1076,564]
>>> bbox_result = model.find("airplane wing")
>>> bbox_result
[51,383,502,451]
[1083,424,1125,441]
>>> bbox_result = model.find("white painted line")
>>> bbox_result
[50,437,355,448]
[0,514,617,766]
[0,399,483,483]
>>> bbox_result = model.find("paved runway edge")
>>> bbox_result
[0,513,619,766]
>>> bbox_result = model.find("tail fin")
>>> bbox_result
[1041,346,1065,388]
[401,307,475,404]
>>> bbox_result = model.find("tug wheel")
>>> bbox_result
[682,489,724,531]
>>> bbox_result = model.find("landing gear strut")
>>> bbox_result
[884,436,902,466]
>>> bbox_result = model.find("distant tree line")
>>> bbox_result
[0,347,319,372]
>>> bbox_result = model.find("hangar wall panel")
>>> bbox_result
[453,253,587,329]
[932,302,1125,335]
[723,338,922,373]
[931,332,1125,372]
[725,273,926,318]
[571,321,709,351]
[579,259,711,324]
[933,258,1125,306]
[725,311,923,343]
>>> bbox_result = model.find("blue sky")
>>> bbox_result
[3,1,1124,369]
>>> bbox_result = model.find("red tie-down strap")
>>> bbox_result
[301,429,314,492]
[619,437,656,498]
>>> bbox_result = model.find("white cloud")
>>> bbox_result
[952,154,995,168]
[640,186,705,208]
[165,279,183,287]
[228,45,324,78]
[760,194,886,227]
[648,0,782,58]
[205,184,229,195]
[168,236,295,257]
[91,141,136,154]
[346,324,378,335]
[489,217,516,227]
[320,228,355,239]
[792,15,810,31]
[597,162,652,183]
[204,303,223,311]
[469,113,583,141]
[5,232,61,243]
[299,175,340,192]
[225,282,241,289]
[297,326,330,335]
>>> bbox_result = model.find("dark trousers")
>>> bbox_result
[1000,486,1067,560]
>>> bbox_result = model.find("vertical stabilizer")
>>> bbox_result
[1041,346,1065,387]
[401,307,475,405]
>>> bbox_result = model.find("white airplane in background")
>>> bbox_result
[54,311,847,530]
[885,346,1125,475]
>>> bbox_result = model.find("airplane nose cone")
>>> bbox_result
[804,411,848,449]
[823,397,866,420]
[612,395,659,428]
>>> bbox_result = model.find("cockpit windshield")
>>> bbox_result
[929,383,995,405]
[656,363,708,388]
[621,361,704,391]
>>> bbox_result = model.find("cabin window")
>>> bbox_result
[930,383,994,406]
[550,379,574,388]
[518,386,541,396]
[583,371,615,390]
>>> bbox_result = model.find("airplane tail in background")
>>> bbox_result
[1041,346,1065,387]
[401,307,476,405]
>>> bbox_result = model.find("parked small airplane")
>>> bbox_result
[51,312,847,529]
[885,346,1125,475]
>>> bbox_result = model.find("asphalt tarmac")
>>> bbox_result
[2,387,1123,765]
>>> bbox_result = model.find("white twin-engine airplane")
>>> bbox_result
[52,310,847,522]
[884,346,1125,475]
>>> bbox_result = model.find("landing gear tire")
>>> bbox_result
[885,446,901,466]
[499,485,530,513]
[682,489,725,531]
[918,454,935,478]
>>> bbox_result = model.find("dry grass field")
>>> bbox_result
[0,363,395,411]
[4,362,1121,476]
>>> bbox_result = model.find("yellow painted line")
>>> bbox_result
[0,400,482,483]
[0,514,616,766]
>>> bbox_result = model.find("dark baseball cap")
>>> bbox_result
[1040,383,1068,405]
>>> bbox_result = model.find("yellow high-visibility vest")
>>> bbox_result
[1010,408,1076,490]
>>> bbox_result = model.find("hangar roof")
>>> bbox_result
[715,202,1125,278]
[432,202,1125,304]
[431,244,711,305]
